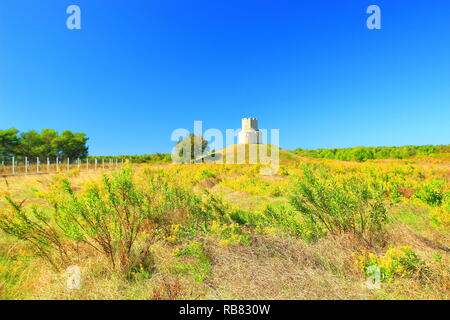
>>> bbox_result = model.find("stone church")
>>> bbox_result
[238,118,263,144]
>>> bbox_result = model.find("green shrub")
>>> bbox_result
[290,166,388,243]
[144,169,205,223]
[0,169,157,272]
[355,246,425,282]
[414,180,446,206]
[229,210,258,226]
[0,199,69,270]
[174,241,211,283]
[200,168,217,179]
[261,203,313,239]
[0,168,214,273]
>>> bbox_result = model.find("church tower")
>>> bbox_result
[238,118,263,144]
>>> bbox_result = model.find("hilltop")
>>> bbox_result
[201,144,304,165]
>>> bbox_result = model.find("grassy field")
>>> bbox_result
[0,148,448,300]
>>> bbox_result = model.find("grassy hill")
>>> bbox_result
[201,144,304,165]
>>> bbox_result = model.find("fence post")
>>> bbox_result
[115,159,118,170]
[95,158,97,170]
[47,158,50,172]
[67,158,70,171]
[102,159,104,170]
[86,158,89,170]
[37,157,39,173]
[25,157,28,174]
[12,157,15,174]
[56,157,59,172]
[122,159,124,167]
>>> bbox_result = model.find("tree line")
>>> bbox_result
[89,134,208,164]
[89,153,172,164]
[293,145,450,162]
[0,128,89,160]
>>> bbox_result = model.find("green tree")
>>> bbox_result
[18,130,44,158]
[0,128,20,158]
[53,130,89,159]
[40,129,59,158]
[175,134,209,163]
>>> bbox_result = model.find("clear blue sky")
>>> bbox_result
[0,0,449,155]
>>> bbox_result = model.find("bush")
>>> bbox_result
[354,246,425,282]
[0,168,217,273]
[209,220,251,246]
[0,197,70,270]
[414,180,446,206]
[290,166,388,243]
[260,203,312,239]
[200,168,217,179]
[173,241,211,282]
[431,197,450,228]
[0,169,157,272]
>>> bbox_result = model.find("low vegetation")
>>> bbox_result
[0,148,448,300]
[294,144,450,162]
[90,154,172,164]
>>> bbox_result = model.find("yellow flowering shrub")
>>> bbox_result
[166,224,182,243]
[209,220,250,245]
[220,175,285,197]
[431,204,450,228]
[173,241,211,283]
[354,246,424,282]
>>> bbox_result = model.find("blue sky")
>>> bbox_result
[0,0,449,155]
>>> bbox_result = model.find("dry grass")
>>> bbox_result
[205,234,371,300]
[0,157,448,300]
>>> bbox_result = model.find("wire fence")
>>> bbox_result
[0,157,124,176]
